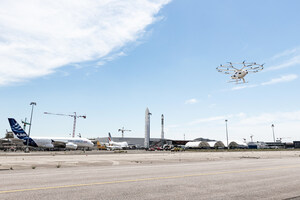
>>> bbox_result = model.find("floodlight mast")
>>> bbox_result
[25,102,36,153]
[44,112,86,138]
[225,119,229,150]
[271,124,275,142]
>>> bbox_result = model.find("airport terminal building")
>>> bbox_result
[96,137,175,148]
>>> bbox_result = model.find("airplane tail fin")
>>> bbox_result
[108,132,112,142]
[8,118,28,139]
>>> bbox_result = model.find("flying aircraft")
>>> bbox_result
[8,118,94,150]
[106,132,129,150]
[216,61,264,84]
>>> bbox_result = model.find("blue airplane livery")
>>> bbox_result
[8,118,94,150]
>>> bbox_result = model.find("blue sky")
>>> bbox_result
[1,0,300,142]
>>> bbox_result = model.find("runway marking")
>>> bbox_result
[1,164,300,194]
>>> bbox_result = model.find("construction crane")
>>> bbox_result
[118,127,131,138]
[44,112,86,138]
[21,118,31,131]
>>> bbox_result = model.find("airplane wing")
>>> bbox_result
[51,140,67,148]
[51,140,78,149]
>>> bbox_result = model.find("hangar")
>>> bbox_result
[185,141,225,149]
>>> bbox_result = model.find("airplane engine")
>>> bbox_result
[42,144,54,148]
[66,142,77,150]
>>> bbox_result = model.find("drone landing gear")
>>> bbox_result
[227,79,248,84]
[235,81,248,85]
[227,80,241,83]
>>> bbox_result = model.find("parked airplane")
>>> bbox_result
[106,132,129,150]
[8,118,94,150]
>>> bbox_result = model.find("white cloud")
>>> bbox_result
[270,47,300,60]
[188,116,225,125]
[185,98,198,105]
[239,111,300,126]
[209,103,216,108]
[267,47,300,71]
[267,56,300,71]
[261,74,298,85]
[231,84,258,91]
[188,113,246,125]
[230,74,298,90]
[0,0,171,85]
[166,111,300,141]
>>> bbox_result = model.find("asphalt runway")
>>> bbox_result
[1,152,300,200]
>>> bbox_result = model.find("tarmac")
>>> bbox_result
[1,150,300,199]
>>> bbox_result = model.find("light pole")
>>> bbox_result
[225,119,229,149]
[25,102,36,152]
[271,124,275,142]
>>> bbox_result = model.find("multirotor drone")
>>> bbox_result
[216,61,264,84]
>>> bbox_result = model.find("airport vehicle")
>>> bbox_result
[216,61,264,84]
[147,147,155,151]
[155,146,163,151]
[96,141,107,150]
[106,132,129,150]
[163,144,173,150]
[8,118,94,150]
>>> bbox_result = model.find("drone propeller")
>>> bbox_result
[217,61,265,79]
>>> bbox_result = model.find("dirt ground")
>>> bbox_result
[1,150,300,170]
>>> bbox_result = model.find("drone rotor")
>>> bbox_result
[217,61,264,84]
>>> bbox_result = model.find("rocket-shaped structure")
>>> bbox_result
[161,114,164,140]
[144,108,151,148]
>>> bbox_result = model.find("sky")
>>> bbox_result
[0,0,300,143]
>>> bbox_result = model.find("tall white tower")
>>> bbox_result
[161,114,164,140]
[144,108,151,148]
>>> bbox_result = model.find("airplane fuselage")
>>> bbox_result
[106,141,128,150]
[8,118,94,150]
[22,137,94,149]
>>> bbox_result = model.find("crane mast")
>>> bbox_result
[44,112,86,138]
[118,127,131,138]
